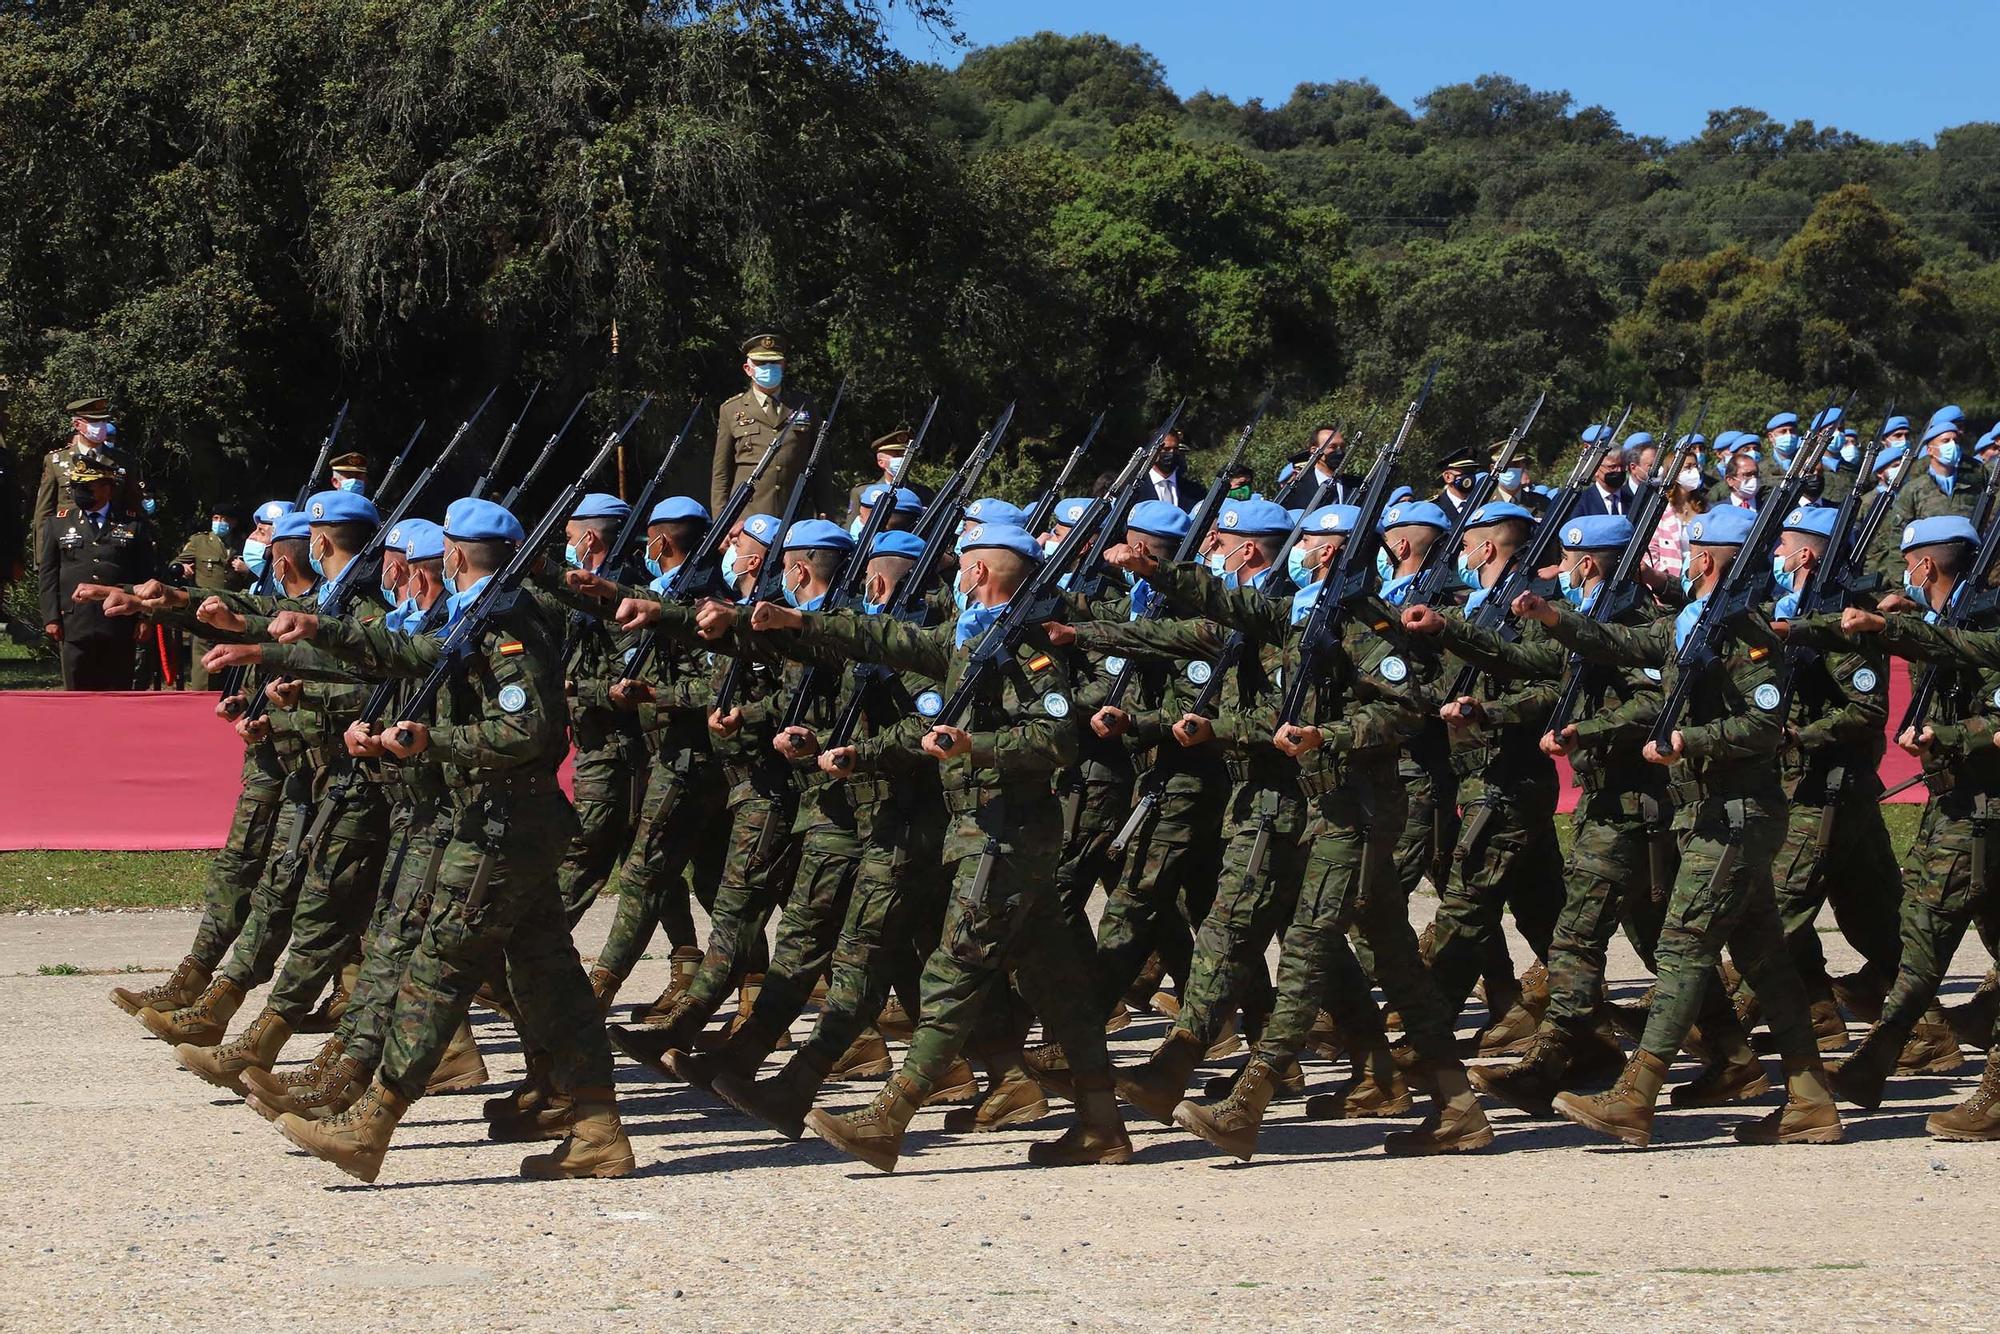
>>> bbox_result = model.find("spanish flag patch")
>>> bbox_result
[1028,654,1052,672]
[498,640,525,657]
[1748,646,1768,661]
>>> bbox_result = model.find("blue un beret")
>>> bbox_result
[1053,497,1093,527]
[1809,406,1843,432]
[965,497,1029,526]
[254,500,295,526]
[1765,411,1799,432]
[869,530,926,562]
[739,513,782,547]
[1580,423,1612,445]
[1923,418,1960,446]
[1216,498,1293,536]
[1467,501,1536,528]
[1303,504,1361,535]
[1677,433,1708,449]
[572,492,630,522]
[273,512,313,541]
[392,519,445,562]
[303,490,380,527]
[1126,499,1192,542]
[1624,431,1655,451]
[443,497,525,543]
[1903,515,1980,551]
[1874,443,1908,472]
[860,484,924,515]
[1930,405,1966,428]
[956,521,1042,560]
[1781,506,1838,540]
[782,518,855,554]
[1685,507,1756,546]
[1380,500,1451,533]
[649,496,710,525]
[1882,415,1911,437]
[1386,485,1415,505]
[1559,514,1632,551]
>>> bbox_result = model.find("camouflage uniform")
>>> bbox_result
[1051,590,1139,958]
[1871,462,1987,580]
[262,588,610,1100]
[1544,602,1823,1068]
[1844,616,2000,1056]
[1421,608,1565,1019]
[171,527,249,689]
[791,608,1100,1097]
[1764,615,1903,1003]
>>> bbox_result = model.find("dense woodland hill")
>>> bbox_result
[3,3,1997,524]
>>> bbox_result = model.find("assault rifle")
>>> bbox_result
[1061,400,1184,604]
[369,414,431,509]
[1024,412,1107,535]
[1896,444,2000,738]
[1403,389,1546,610]
[472,381,542,499]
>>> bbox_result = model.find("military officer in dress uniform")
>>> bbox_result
[710,332,831,518]
[34,397,144,546]
[38,451,156,688]
[846,429,912,524]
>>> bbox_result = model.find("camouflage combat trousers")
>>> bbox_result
[1169,783,1312,1050]
[1871,800,2000,1049]
[899,800,1111,1095]
[680,792,801,1015]
[739,814,865,1042]
[594,763,729,982]
[1639,791,1821,1066]
[380,787,609,1100]
[1255,764,1456,1066]
[1375,759,1511,991]
[1053,771,1135,958]
[189,781,284,973]
[558,732,648,924]
[1768,792,1904,996]
[258,784,392,1026]
[1542,792,1674,1031]
[1424,786,1564,1019]
[336,796,453,1070]
[1090,777,1227,1017]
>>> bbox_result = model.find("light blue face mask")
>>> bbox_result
[848,518,864,541]
[863,600,884,615]
[1286,544,1316,589]
[1680,567,1697,598]
[211,520,231,537]
[1904,580,1928,607]
[241,539,269,577]
[1937,442,1962,468]
[142,497,157,515]
[782,567,807,609]
[334,476,366,495]
[952,575,972,614]
[1455,552,1484,591]
[1376,548,1395,582]
[1497,467,1524,492]
[721,545,741,587]
[1839,442,1861,465]
[1557,565,1584,608]
[643,553,664,580]
[1773,432,1798,456]
[1771,552,1797,595]
[309,547,326,578]
[563,543,582,569]
[380,574,400,603]
[752,363,783,390]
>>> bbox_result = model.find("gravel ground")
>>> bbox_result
[5,900,1999,1332]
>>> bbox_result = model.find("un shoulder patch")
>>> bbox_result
[497,684,528,714]
[1643,666,1663,682]
[1042,691,1071,719]
[1104,654,1127,675]
[1753,682,1781,711]
[1851,667,1878,693]
[1185,660,1213,685]
[915,689,943,718]
[1379,655,1409,683]
[1990,686,2000,710]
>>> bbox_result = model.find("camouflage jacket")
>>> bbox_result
[1769,613,1890,802]
[1872,614,2000,804]
[1427,605,1561,803]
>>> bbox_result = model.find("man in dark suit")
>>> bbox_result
[1272,425,1361,509]
[1433,449,1481,524]
[1140,428,1202,514]
[1570,426,1638,518]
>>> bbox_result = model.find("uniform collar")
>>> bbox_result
[442,573,495,628]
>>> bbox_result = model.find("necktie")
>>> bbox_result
[1607,489,1623,515]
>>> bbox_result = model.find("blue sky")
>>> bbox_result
[887,1,1995,144]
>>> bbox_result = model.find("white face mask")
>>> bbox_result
[1738,475,1760,497]
[1677,468,1701,490]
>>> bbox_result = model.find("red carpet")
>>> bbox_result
[0,676,1928,850]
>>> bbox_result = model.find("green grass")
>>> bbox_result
[0,850,211,910]
[0,634,60,690]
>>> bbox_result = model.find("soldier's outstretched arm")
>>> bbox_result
[795,608,951,679]
[261,610,441,679]
[1072,614,1229,662]
[1147,559,1289,641]
[1434,613,1564,679]
[1542,602,1669,668]
[1878,613,2000,667]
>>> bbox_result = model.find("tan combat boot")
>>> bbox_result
[1733,1054,1845,1145]
[1123,951,1166,1011]
[520,1086,635,1179]
[1927,1050,2000,1141]
[1103,1000,1131,1034]
[1206,1056,1305,1102]
[1022,1042,1076,1102]
[1829,969,1888,1025]
[113,955,209,1017]
[1172,1054,1279,1161]
[247,1053,370,1123]
[1307,1041,1412,1120]
[1606,985,1655,1046]
[588,967,620,1016]
[923,1058,978,1106]
[1115,1029,1205,1124]
[942,1045,1048,1133]
[276,1078,411,1183]
[1149,989,1184,1020]
[1669,1041,1770,1108]
[805,1073,924,1172]
[178,1007,292,1094]
[1028,1075,1133,1166]
[1809,998,1849,1052]
[1945,971,1999,1048]
[1384,1060,1494,1155]
[607,1022,685,1078]
[1477,962,1549,1057]
[628,946,702,1025]
[1827,1027,1900,1110]
[713,1047,836,1139]
[1469,1031,1571,1118]
[1305,1009,1348,1064]
[1897,1007,1967,1074]
[424,1020,487,1094]
[139,977,245,1046]
[244,1035,345,1103]
[875,997,916,1042]
[1204,1010,1243,1061]
[484,1049,553,1121]
[697,974,789,1053]
[486,1057,575,1143]
[298,959,357,1034]
[829,1027,893,1079]
[1553,1049,1668,1147]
